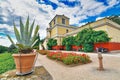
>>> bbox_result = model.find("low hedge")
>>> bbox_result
[37,50,49,55]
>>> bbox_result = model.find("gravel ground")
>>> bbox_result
[35,51,120,80]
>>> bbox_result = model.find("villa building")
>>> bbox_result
[43,15,120,50]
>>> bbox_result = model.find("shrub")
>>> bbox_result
[83,43,94,52]
[47,52,91,65]
[62,56,75,65]
[62,36,75,51]
[37,50,49,55]
[75,28,110,52]
[47,38,57,50]
[0,45,8,53]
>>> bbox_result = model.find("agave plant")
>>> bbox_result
[7,16,40,53]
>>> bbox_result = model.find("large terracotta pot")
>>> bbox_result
[12,52,37,75]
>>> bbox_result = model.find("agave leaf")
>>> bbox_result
[7,16,40,52]
[20,17,25,43]
[31,39,38,47]
[33,25,39,37]
[29,25,39,46]
[16,44,24,49]
[24,16,29,44]
[28,20,35,42]
[14,24,21,43]
[7,35,17,48]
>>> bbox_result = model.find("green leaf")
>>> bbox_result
[31,39,38,47]
[14,24,21,43]
[25,16,29,44]
[20,17,25,43]
[28,20,35,42]
[29,25,40,46]
[7,35,16,48]
[16,44,25,49]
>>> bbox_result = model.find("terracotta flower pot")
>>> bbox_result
[12,52,37,75]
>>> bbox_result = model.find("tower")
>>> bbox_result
[46,14,76,45]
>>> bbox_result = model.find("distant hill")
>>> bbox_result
[108,15,120,25]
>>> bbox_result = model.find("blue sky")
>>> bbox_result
[0,0,120,46]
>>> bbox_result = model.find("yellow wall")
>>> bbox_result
[57,27,73,35]
[54,37,62,45]
[56,16,69,25]
[51,27,57,37]
[106,25,120,42]
[94,25,108,32]
[50,18,56,27]
[91,25,120,42]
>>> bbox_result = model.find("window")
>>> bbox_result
[66,29,69,33]
[62,18,65,24]
[54,19,55,24]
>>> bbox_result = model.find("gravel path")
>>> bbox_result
[35,51,120,80]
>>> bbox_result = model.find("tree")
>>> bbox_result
[8,44,18,53]
[0,45,8,53]
[33,33,40,49]
[108,15,120,25]
[93,30,111,43]
[62,36,75,51]
[47,38,57,50]
[75,28,110,52]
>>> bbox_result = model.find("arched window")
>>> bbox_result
[66,29,69,33]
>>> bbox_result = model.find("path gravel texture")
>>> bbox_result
[35,51,120,80]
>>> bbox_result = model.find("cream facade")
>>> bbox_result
[44,15,120,49]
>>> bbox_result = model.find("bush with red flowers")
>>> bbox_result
[47,51,91,65]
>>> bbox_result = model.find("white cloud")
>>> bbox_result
[107,0,119,7]
[0,38,11,46]
[0,36,16,47]
[0,24,14,34]
[96,17,104,21]
[49,0,59,4]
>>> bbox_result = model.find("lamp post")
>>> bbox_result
[97,53,104,71]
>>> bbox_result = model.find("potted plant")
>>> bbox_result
[7,16,40,75]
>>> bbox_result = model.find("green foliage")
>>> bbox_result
[0,45,8,53]
[76,28,110,52]
[40,39,45,44]
[47,38,57,50]
[66,44,71,51]
[8,44,18,53]
[76,28,94,44]
[108,15,120,25]
[47,52,91,65]
[62,56,75,65]
[62,36,75,51]
[83,43,94,52]
[93,30,111,43]
[33,34,40,49]
[0,52,15,74]
[7,16,40,53]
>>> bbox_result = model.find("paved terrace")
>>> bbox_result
[35,51,120,80]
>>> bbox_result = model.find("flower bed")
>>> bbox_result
[47,51,91,65]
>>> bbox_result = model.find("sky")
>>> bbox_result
[0,0,120,47]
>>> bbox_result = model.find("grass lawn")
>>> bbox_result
[0,52,15,74]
